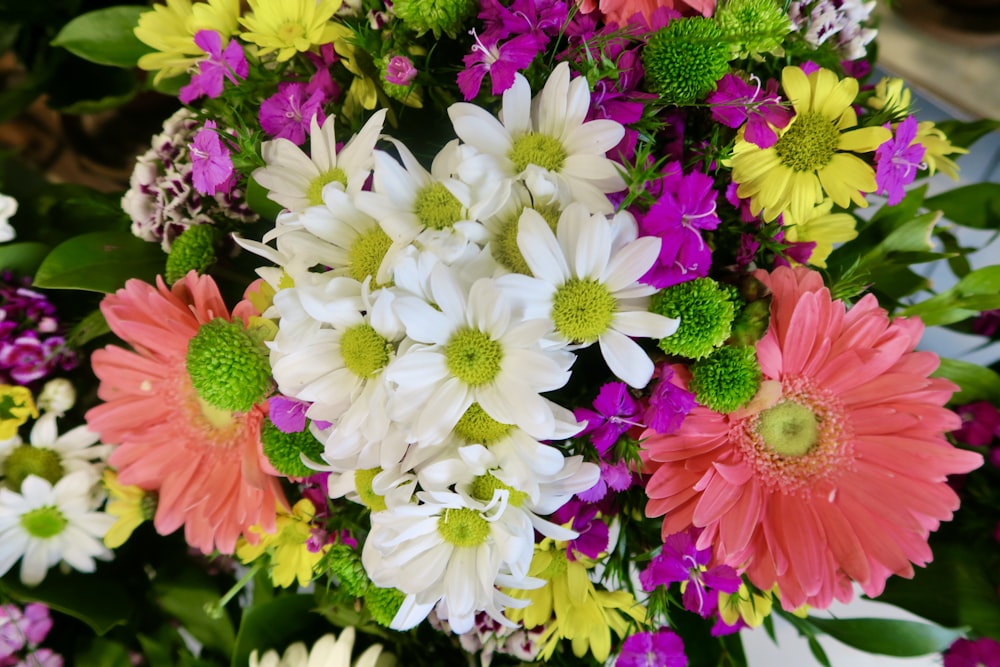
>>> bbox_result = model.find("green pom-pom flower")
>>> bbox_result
[715,0,792,58]
[325,543,371,597]
[185,318,272,413]
[642,17,732,105]
[365,585,405,627]
[392,0,477,37]
[260,420,325,477]
[689,345,761,413]
[165,224,219,285]
[4,446,63,492]
[653,278,737,359]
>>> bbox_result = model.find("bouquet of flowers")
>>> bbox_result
[1,0,1000,664]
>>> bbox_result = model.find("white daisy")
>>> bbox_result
[253,109,387,213]
[361,488,539,634]
[0,413,111,491]
[249,627,395,667]
[448,61,626,216]
[497,203,679,389]
[0,472,114,586]
[384,263,577,444]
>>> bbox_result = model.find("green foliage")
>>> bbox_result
[925,182,1000,230]
[74,637,134,667]
[933,118,1000,150]
[50,6,153,68]
[154,569,237,657]
[805,617,964,657]
[231,594,326,667]
[34,231,164,293]
[1,568,132,635]
[901,265,1000,326]
[934,358,1000,405]
[0,242,49,276]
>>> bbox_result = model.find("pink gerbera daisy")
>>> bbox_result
[640,266,982,610]
[86,273,287,554]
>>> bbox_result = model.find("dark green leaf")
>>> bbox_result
[934,358,1000,404]
[806,636,832,667]
[45,59,136,115]
[231,594,323,667]
[934,119,1000,150]
[154,569,237,657]
[0,242,49,277]
[50,6,153,68]
[1,569,132,635]
[34,231,163,293]
[67,308,112,347]
[74,637,134,667]
[806,617,964,657]
[926,183,1000,230]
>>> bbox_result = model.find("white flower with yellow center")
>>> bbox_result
[385,264,578,444]
[253,110,386,213]
[0,413,111,493]
[0,472,114,586]
[448,62,625,216]
[497,203,679,389]
[249,627,395,667]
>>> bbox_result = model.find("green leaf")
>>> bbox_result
[1,569,132,635]
[231,594,324,667]
[44,59,137,115]
[34,231,164,293]
[0,242,49,277]
[246,175,284,222]
[926,183,1000,229]
[902,265,1000,326]
[67,308,112,347]
[934,118,1000,150]
[805,617,964,657]
[934,358,1000,404]
[154,569,237,657]
[50,6,154,68]
[74,638,134,667]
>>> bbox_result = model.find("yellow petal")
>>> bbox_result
[782,66,812,115]
[838,126,893,153]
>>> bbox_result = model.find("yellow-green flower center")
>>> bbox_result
[538,548,569,579]
[471,472,528,507]
[438,507,490,546]
[774,112,840,173]
[5,446,64,492]
[757,400,818,457]
[306,167,348,206]
[509,133,567,173]
[414,182,463,230]
[186,318,272,413]
[493,205,561,274]
[20,506,67,539]
[453,403,512,445]
[445,328,502,387]
[347,226,392,285]
[551,278,616,344]
[355,467,387,512]
[277,22,306,44]
[341,324,391,379]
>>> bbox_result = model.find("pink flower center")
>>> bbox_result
[731,375,854,494]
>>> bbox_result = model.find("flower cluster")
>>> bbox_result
[0,602,61,667]
[0,274,76,386]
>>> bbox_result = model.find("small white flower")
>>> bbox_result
[254,110,387,213]
[0,472,114,586]
[0,413,111,486]
[497,203,679,389]
[36,378,77,415]
[0,193,17,243]
[249,627,395,667]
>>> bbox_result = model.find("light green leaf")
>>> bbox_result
[934,118,1000,150]
[34,231,163,293]
[933,358,1000,405]
[902,265,1000,326]
[51,6,154,68]
[926,183,1000,229]
[154,569,237,657]
[806,617,964,657]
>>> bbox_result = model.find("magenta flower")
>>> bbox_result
[616,630,687,667]
[385,55,418,86]
[457,30,542,100]
[268,395,312,433]
[639,527,742,617]
[577,458,634,502]
[875,116,925,206]
[574,381,641,455]
[259,81,328,145]
[552,500,609,559]
[0,603,54,658]
[973,309,1000,338]
[179,30,248,104]
[943,637,1000,667]
[190,121,234,195]
[953,401,1000,447]
[643,366,695,435]
[707,74,792,149]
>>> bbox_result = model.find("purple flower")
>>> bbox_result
[707,74,792,149]
[179,30,248,104]
[190,121,234,195]
[616,630,687,667]
[18,648,63,667]
[577,459,634,502]
[643,367,695,435]
[943,637,1000,667]
[458,30,542,100]
[639,528,742,617]
[953,401,1000,447]
[385,55,418,86]
[972,309,1000,338]
[0,603,53,658]
[875,116,925,206]
[574,382,641,455]
[552,500,609,559]
[268,395,311,433]
[259,82,328,145]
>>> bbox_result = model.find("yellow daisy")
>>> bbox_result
[135,0,242,84]
[236,498,328,588]
[0,385,37,440]
[102,468,154,549]
[504,539,646,664]
[782,198,858,268]
[916,121,967,180]
[731,66,892,223]
[240,0,345,63]
[868,77,912,115]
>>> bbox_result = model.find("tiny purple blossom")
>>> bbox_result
[616,630,687,667]
[552,500,609,559]
[972,309,1000,338]
[707,74,792,149]
[268,395,311,433]
[574,381,641,455]
[179,30,248,104]
[190,121,234,195]
[639,528,742,617]
[577,459,634,502]
[953,401,1000,447]
[385,55,418,85]
[875,116,925,206]
[643,367,695,435]
[943,637,1000,667]
[458,30,542,100]
[259,82,327,145]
